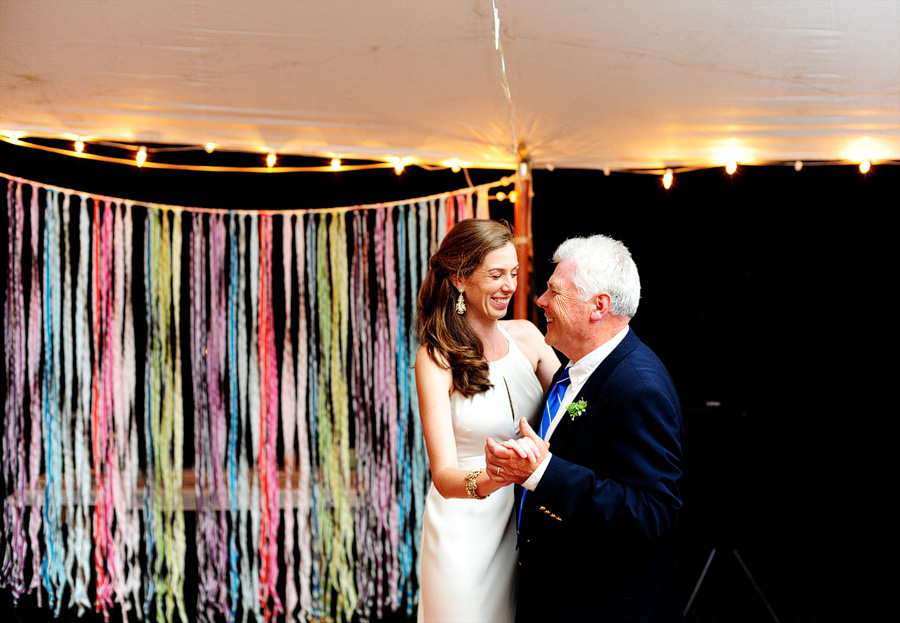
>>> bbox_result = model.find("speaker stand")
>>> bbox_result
[683,547,780,622]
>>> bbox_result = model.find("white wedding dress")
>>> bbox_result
[417,326,544,623]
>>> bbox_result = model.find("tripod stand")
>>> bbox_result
[683,545,780,622]
[680,408,781,622]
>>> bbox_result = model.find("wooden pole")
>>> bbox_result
[513,147,534,321]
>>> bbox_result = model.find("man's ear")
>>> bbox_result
[590,293,611,321]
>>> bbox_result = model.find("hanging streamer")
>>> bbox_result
[26,184,44,607]
[71,193,92,615]
[305,214,323,620]
[394,205,410,611]
[227,214,240,623]
[280,215,298,620]
[59,191,76,612]
[351,210,376,621]
[257,215,282,621]
[328,214,356,621]
[2,180,28,603]
[191,212,215,623]
[294,212,313,622]
[208,213,229,620]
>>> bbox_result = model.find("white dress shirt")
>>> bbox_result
[522,325,630,491]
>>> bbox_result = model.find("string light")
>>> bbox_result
[3,132,897,176]
[662,168,673,189]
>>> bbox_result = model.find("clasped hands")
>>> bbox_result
[484,417,550,486]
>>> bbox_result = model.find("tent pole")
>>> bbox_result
[513,147,533,321]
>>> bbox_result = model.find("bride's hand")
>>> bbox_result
[484,419,550,485]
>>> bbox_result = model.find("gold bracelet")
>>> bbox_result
[465,469,489,499]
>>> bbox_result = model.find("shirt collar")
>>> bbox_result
[564,325,630,392]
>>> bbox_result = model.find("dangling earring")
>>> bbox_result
[456,290,466,315]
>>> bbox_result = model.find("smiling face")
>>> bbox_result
[456,242,519,322]
[535,258,596,360]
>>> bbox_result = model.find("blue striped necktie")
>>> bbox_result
[518,367,571,543]
[538,367,571,440]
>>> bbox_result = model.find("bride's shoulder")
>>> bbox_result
[500,319,545,348]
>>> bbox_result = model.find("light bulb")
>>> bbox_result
[205,142,216,153]
[266,152,277,168]
[449,159,461,173]
[859,159,871,174]
[662,169,673,190]
[794,160,803,172]
[725,161,737,175]
[331,158,341,170]
[136,147,147,167]
[393,158,405,175]
[509,190,519,203]
[74,139,85,154]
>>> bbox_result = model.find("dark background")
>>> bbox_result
[1,139,897,622]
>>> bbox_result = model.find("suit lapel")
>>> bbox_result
[548,330,641,447]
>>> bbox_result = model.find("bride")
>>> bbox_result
[414,219,558,622]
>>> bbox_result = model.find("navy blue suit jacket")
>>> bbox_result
[516,329,684,623]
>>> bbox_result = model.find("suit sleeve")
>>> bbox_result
[535,361,684,539]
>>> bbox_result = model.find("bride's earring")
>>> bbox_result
[456,290,466,315]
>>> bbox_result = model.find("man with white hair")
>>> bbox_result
[486,233,685,622]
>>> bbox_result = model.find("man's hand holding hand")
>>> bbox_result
[484,418,550,485]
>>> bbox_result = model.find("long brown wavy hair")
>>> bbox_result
[416,218,516,397]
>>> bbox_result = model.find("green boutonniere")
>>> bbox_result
[566,399,587,420]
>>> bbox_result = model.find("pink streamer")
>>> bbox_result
[257,215,281,621]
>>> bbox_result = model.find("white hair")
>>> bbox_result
[552,234,641,318]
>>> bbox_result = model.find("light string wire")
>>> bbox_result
[1,173,482,622]
[0,171,513,218]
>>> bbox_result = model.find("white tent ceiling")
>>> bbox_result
[2,0,899,172]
